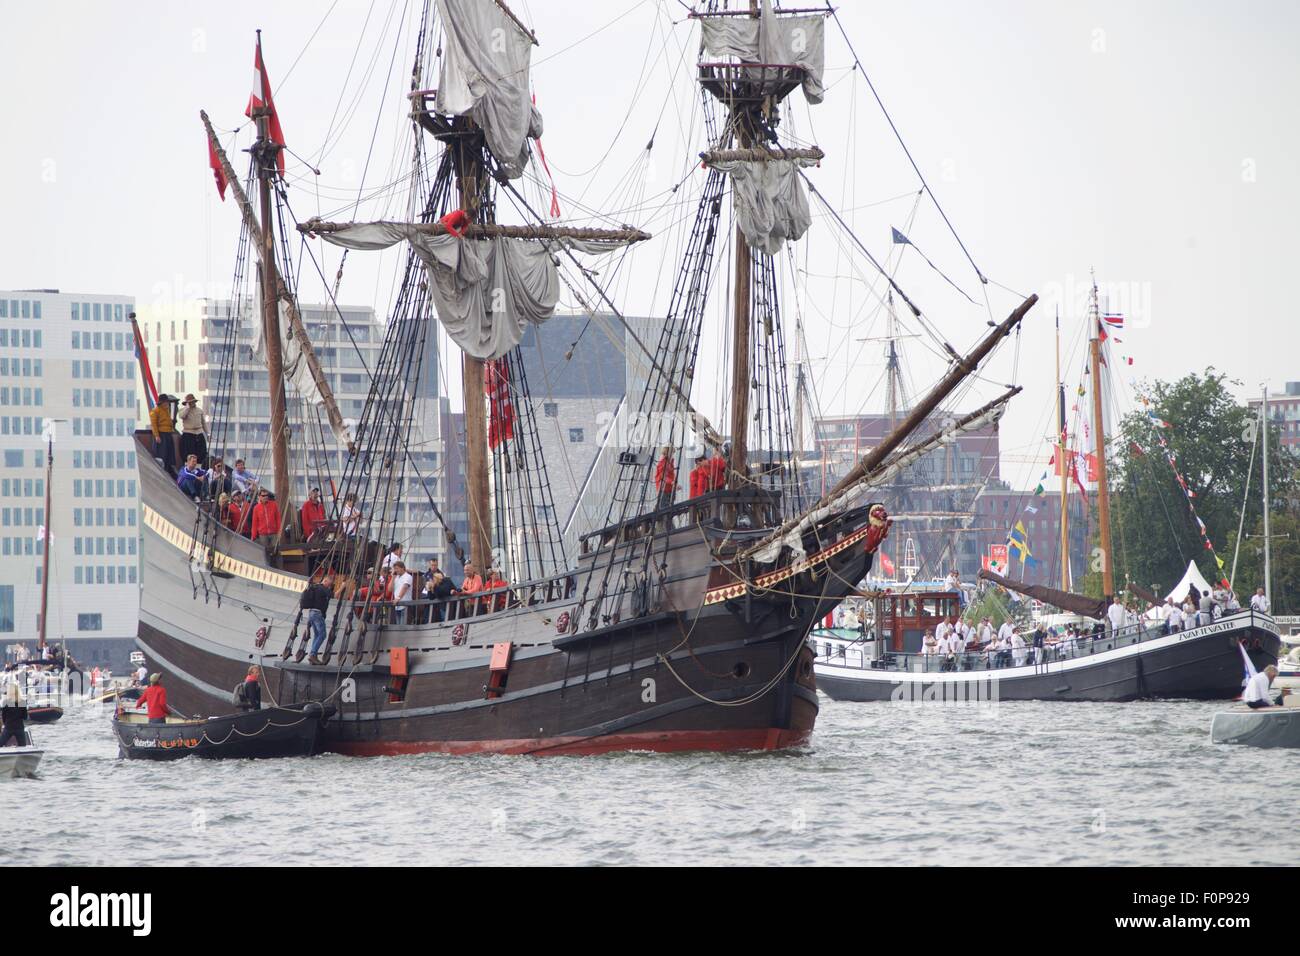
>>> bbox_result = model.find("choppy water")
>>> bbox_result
[3,694,1296,866]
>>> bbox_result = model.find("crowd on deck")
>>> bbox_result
[293,553,520,663]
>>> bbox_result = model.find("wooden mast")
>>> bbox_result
[1056,308,1070,590]
[727,0,761,485]
[1088,277,1115,599]
[455,125,493,573]
[251,98,292,534]
[37,426,54,650]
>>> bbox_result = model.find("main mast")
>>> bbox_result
[454,126,493,571]
[250,45,292,527]
[1056,307,1070,590]
[1261,384,1272,607]
[728,1,757,483]
[37,425,54,650]
[1088,276,1114,599]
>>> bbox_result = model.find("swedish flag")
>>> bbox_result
[1008,520,1031,563]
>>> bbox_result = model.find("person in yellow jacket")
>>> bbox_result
[149,394,180,475]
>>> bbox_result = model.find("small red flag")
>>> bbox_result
[486,359,515,449]
[208,137,228,201]
[245,34,287,175]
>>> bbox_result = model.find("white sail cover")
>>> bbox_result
[712,157,816,255]
[315,222,623,361]
[699,0,827,104]
[1165,559,1214,603]
[435,0,543,179]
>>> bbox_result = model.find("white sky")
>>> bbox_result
[2,0,1296,492]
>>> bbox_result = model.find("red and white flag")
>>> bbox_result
[208,137,228,201]
[245,34,287,175]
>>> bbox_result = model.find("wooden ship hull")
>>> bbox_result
[813,613,1282,703]
[133,436,883,756]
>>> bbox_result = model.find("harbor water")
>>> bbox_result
[5,694,1296,866]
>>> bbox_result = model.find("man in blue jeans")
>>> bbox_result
[297,574,334,664]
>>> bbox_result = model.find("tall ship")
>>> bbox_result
[133,0,1035,753]
[814,278,1282,701]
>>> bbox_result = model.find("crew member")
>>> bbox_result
[178,393,210,466]
[138,673,170,724]
[299,574,334,665]
[235,665,263,711]
[149,394,179,475]
[0,684,28,747]
[707,443,729,491]
[688,454,709,498]
[250,489,283,543]
[300,487,326,542]
[1244,664,1281,709]
[654,446,677,511]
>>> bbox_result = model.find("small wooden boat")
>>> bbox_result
[113,702,333,760]
[1211,701,1300,748]
[26,705,63,724]
[0,731,44,778]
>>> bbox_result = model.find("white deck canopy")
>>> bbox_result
[1165,560,1214,603]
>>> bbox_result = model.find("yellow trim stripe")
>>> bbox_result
[142,504,303,593]
[703,524,874,606]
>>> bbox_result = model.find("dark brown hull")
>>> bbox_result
[134,437,871,756]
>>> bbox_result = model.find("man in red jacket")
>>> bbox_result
[138,673,170,724]
[299,486,326,541]
[251,489,283,543]
[654,446,677,511]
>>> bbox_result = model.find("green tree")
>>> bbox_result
[1099,370,1297,597]
[1225,509,1300,614]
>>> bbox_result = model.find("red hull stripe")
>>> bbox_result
[326,727,811,757]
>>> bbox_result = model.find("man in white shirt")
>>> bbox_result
[935,617,953,646]
[390,561,415,624]
[1010,630,1028,667]
[1166,601,1184,633]
[1250,588,1270,614]
[1106,598,1125,636]
[979,618,994,647]
[1244,665,1280,709]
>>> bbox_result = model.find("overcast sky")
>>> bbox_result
[2,0,1296,490]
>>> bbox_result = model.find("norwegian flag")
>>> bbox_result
[244,33,287,175]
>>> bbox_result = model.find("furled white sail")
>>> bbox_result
[712,157,816,255]
[435,0,543,179]
[699,0,827,104]
[314,222,628,361]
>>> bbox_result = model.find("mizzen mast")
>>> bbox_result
[1087,275,1115,600]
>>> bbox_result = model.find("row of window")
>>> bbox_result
[72,330,130,352]
[74,536,138,557]
[0,328,43,349]
[73,450,137,470]
[71,418,138,438]
[0,299,41,320]
[71,302,128,323]
[1,417,44,436]
[72,507,138,528]
[72,389,136,410]
[0,478,43,498]
[73,479,138,499]
[74,564,138,585]
[0,358,42,378]
[73,359,136,381]
[0,507,45,527]
[0,536,43,557]
[1,450,43,468]
[0,387,43,407]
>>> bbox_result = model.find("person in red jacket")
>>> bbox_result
[138,673,170,724]
[688,453,709,498]
[299,486,326,541]
[654,446,677,511]
[250,489,283,543]
[706,442,729,492]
